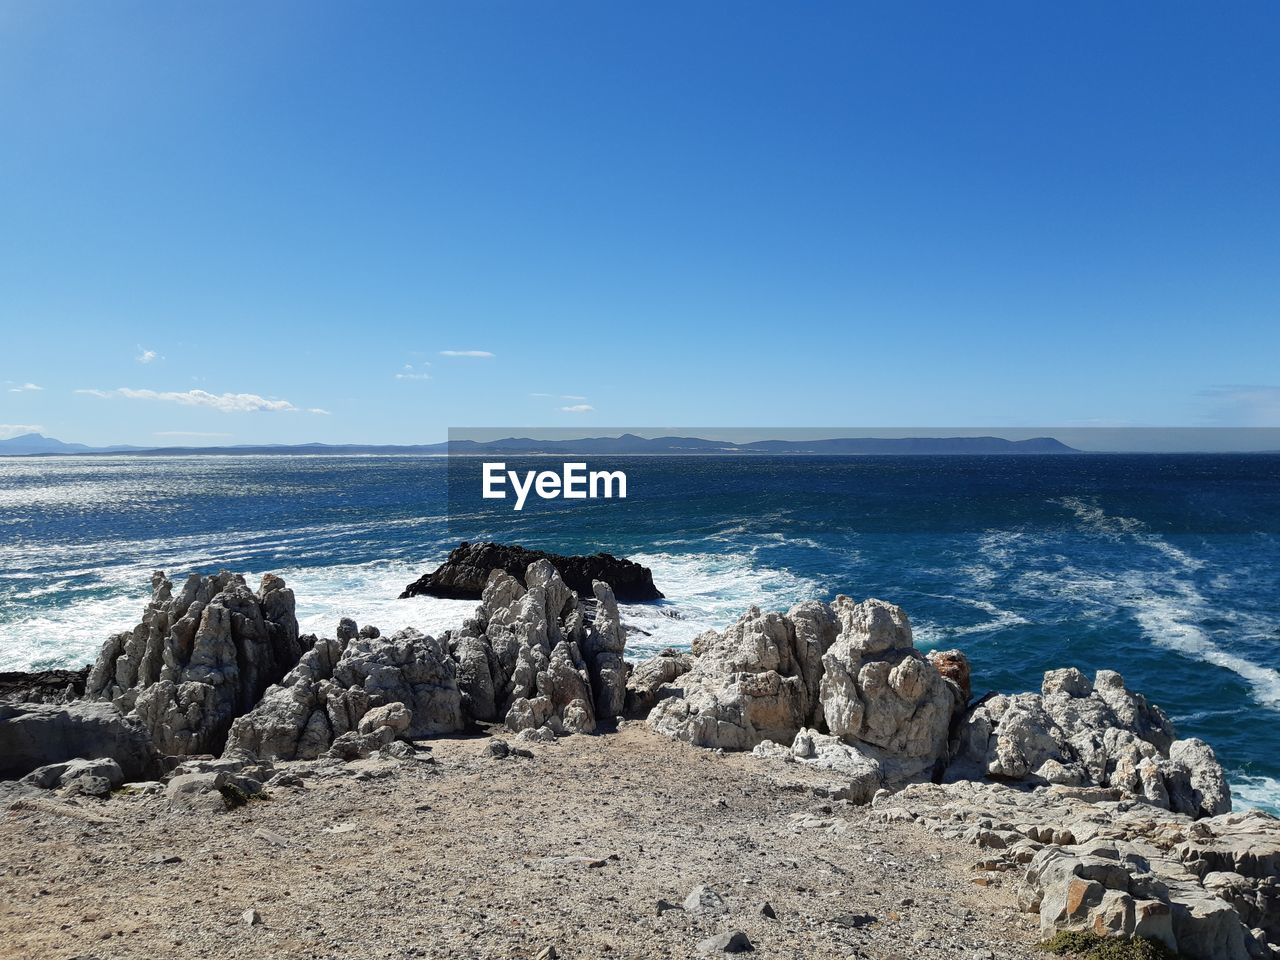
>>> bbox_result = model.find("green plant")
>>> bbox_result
[1041,930,1181,960]
[218,782,250,809]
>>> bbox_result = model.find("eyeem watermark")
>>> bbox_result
[482,462,627,511]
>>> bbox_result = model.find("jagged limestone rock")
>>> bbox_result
[85,571,304,755]
[649,597,961,781]
[224,622,459,760]
[952,668,1229,819]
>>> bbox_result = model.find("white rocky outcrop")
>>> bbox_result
[226,560,633,758]
[882,779,1279,960]
[85,571,305,755]
[649,596,963,790]
[223,624,461,761]
[951,667,1231,819]
[444,561,629,737]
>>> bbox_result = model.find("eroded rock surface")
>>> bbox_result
[224,626,460,761]
[0,701,161,781]
[446,561,612,737]
[882,780,1280,960]
[649,596,962,789]
[951,667,1230,819]
[85,571,306,755]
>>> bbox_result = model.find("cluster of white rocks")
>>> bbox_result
[869,779,1280,960]
[952,667,1231,819]
[2,567,1275,959]
[85,571,304,755]
[643,595,1275,958]
[645,597,970,800]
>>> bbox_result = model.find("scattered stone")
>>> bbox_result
[697,930,753,954]
[252,827,288,848]
[241,908,261,926]
[683,885,728,915]
[833,913,876,929]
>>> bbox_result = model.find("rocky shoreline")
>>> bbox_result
[1,562,1276,960]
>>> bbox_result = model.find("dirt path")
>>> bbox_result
[0,726,1041,960]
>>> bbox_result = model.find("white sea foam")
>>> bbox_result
[1053,498,1280,712]
[911,594,1031,648]
[619,551,825,658]
[0,547,819,670]
[1123,575,1280,709]
[1230,773,1280,815]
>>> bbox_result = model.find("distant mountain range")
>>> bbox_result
[0,431,1081,457]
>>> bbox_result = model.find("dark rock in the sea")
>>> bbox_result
[0,701,163,782]
[400,541,664,602]
[0,666,89,704]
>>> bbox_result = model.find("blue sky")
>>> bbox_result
[2,1,1278,445]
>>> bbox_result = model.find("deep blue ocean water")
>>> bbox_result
[1,454,1277,810]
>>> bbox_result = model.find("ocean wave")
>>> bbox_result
[1123,575,1280,709]
[910,593,1031,648]
[0,556,473,672]
[1230,773,1280,815]
[1057,496,1144,537]
[0,591,146,671]
[620,551,824,658]
[1050,498,1280,711]
[283,559,476,641]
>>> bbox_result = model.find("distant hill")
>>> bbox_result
[0,432,143,455]
[0,432,1081,457]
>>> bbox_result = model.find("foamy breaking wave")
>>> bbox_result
[619,551,824,658]
[1056,497,1280,713]
[0,590,147,671]
[1125,577,1280,710]
[1231,773,1280,816]
[911,594,1031,649]
[283,560,476,641]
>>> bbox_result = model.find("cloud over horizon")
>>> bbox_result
[75,387,323,414]
[0,424,44,438]
[439,350,494,358]
[559,404,594,413]
[7,382,43,393]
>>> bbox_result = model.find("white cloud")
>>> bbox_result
[136,348,160,364]
[529,392,553,398]
[307,408,331,415]
[560,394,587,401]
[439,350,495,358]
[0,423,43,438]
[1199,385,1280,426]
[396,361,432,381]
[560,404,595,413]
[7,382,43,393]
[76,387,322,414]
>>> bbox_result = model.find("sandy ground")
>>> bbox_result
[0,725,1042,960]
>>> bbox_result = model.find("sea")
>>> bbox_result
[1,453,1277,812]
